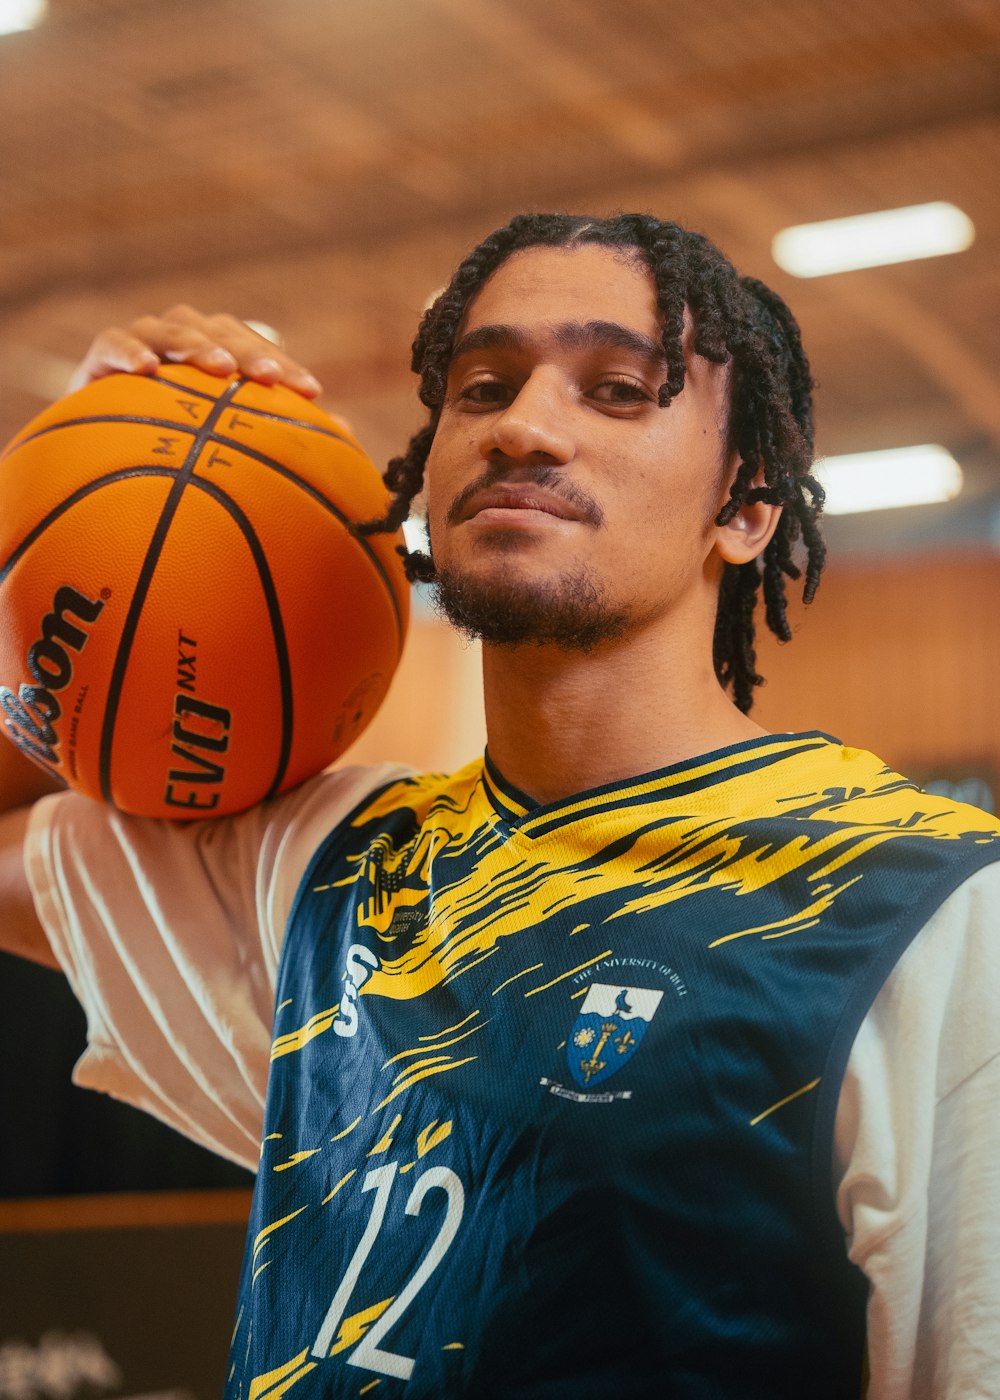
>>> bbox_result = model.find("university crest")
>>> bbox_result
[567,983,664,1089]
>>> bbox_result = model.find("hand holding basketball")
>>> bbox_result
[67,305,324,399]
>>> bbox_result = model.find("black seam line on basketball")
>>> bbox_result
[0,415,201,461]
[2,402,352,460]
[223,406,349,441]
[98,380,244,805]
[153,373,349,442]
[150,374,228,403]
[0,467,180,588]
[169,474,294,801]
[203,433,405,649]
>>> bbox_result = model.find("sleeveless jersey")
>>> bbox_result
[228,732,1000,1399]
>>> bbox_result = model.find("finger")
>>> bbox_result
[129,310,241,378]
[65,328,164,394]
[160,309,323,397]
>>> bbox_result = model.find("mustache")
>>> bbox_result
[445,465,605,528]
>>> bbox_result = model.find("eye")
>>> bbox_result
[589,375,654,406]
[455,377,515,407]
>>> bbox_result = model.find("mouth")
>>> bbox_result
[451,483,595,527]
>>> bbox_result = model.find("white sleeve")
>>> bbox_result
[23,762,410,1172]
[834,859,1000,1399]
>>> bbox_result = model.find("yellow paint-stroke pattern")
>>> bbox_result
[417,1119,453,1157]
[328,1297,394,1356]
[418,1011,480,1041]
[368,1114,402,1155]
[271,1004,341,1061]
[382,1021,486,1069]
[709,878,861,947]
[273,1150,322,1173]
[249,1350,316,1400]
[327,741,999,1021]
[491,964,543,996]
[332,1116,362,1142]
[253,1206,308,1261]
[524,951,613,997]
[750,1077,821,1126]
[376,1056,478,1110]
[322,1169,357,1204]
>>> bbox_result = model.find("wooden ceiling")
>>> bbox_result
[2,0,998,555]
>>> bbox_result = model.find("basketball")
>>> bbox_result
[0,365,410,819]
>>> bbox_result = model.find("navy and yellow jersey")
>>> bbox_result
[229,732,1000,1400]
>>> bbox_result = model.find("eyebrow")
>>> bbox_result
[449,319,665,366]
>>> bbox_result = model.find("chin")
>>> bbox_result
[432,561,631,651]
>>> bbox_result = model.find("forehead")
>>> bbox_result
[457,244,661,341]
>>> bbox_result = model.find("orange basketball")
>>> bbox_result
[0,365,410,819]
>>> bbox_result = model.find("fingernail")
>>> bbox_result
[206,347,237,369]
[249,356,281,377]
[299,373,323,395]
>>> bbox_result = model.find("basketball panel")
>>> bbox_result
[216,380,410,620]
[108,485,285,818]
[190,434,408,641]
[0,477,177,797]
[0,423,200,575]
[210,390,394,522]
[0,371,223,462]
[278,536,407,792]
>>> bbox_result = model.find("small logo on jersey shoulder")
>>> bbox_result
[566,983,664,1089]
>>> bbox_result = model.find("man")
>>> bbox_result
[2,213,999,1398]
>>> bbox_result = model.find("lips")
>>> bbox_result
[454,484,589,525]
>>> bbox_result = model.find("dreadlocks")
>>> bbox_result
[359,212,825,713]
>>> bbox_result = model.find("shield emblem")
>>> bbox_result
[566,983,664,1089]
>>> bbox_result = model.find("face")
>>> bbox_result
[424,244,742,651]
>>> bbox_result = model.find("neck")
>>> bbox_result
[481,625,766,807]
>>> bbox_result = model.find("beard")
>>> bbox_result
[432,561,632,652]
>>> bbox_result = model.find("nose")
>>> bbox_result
[479,371,574,465]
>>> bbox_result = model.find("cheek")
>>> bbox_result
[422,442,450,526]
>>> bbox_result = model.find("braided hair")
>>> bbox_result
[359,212,825,713]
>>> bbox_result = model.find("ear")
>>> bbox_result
[713,465,782,566]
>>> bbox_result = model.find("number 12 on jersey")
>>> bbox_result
[311,1161,465,1380]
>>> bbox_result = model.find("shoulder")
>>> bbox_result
[837,859,1000,1204]
[872,859,1000,1098]
[837,862,1000,1393]
[301,756,490,859]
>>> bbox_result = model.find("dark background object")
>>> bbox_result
[0,952,253,1197]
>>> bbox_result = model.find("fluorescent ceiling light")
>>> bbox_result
[772,202,974,277]
[815,445,963,515]
[0,0,46,34]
